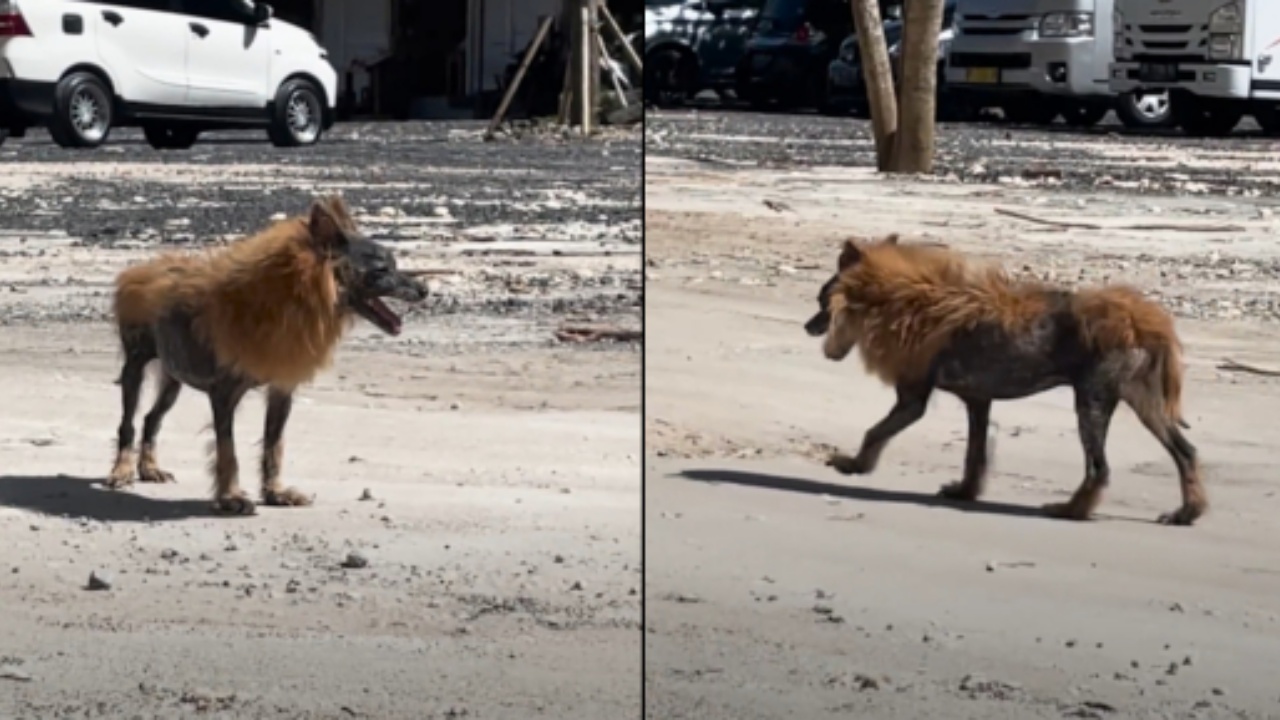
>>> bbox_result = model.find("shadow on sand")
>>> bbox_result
[0,474,216,522]
[678,467,1149,524]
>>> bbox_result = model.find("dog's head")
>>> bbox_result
[307,196,429,336]
[805,235,903,360]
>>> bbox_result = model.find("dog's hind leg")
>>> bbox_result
[136,372,182,484]
[107,350,150,489]
[260,387,313,507]
[1045,384,1118,521]
[209,379,255,516]
[1126,399,1206,526]
[939,398,992,501]
[829,383,933,476]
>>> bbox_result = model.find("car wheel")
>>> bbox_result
[1061,102,1109,128]
[1172,97,1242,137]
[49,72,113,149]
[1114,91,1172,129]
[143,124,200,150]
[268,78,324,148]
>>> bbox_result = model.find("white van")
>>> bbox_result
[0,0,338,149]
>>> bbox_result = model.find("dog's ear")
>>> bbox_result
[308,198,349,254]
[321,194,357,232]
[837,239,861,270]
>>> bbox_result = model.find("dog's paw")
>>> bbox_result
[1157,505,1201,527]
[105,468,135,490]
[213,493,257,516]
[827,452,871,476]
[137,466,176,484]
[937,481,979,502]
[263,486,314,508]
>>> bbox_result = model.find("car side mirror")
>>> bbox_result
[253,2,273,24]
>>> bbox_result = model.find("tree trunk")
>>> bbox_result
[893,0,945,173]
[850,0,897,171]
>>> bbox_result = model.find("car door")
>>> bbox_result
[178,0,271,108]
[89,0,189,107]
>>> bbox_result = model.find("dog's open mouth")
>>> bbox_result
[354,296,403,336]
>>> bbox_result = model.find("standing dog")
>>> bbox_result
[107,195,428,515]
[805,235,1205,526]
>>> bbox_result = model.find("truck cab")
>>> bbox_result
[945,0,1170,129]
[1110,0,1280,136]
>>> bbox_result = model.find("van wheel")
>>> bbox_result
[49,72,113,149]
[143,124,200,150]
[268,78,324,148]
[1115,91,1173,129]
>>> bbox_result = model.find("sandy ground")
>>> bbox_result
[0,126,641,719]
[645,143,1280,719]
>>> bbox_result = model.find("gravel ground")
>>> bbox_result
[0,122,641,719]
[645,110,1280,719]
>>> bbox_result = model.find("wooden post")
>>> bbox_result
[599,3,642,75]
[484,15,555,139]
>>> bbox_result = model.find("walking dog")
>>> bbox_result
[805,235,1205,526]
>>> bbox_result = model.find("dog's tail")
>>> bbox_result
[1073,286,1189,428]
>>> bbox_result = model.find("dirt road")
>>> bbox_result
[0,125,641,719]
[645,151,1280,719]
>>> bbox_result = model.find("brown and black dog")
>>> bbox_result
[805,234,1205,526]
[107,195,428,515]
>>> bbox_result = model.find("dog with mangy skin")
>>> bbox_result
[805,234,1206,526]
[107,195,428,515]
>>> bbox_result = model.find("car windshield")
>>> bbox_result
[761,0,807,20]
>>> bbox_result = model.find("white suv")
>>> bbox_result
[0,0,337,150]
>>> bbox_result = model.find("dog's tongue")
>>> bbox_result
[367,297,402,335]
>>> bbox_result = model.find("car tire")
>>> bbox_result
[143,124,200,150]
[49,72,113,149]
[1115,91,1173,129]
[268,78,325,148]
[1172,98,1242,138]
[1061,102,1109,128]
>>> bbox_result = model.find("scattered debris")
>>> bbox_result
[554,324,642,344]
[86,570,113,591]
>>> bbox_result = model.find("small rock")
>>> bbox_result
[1211,687,1225,696]
[569,580,584,591]
[341,552,369,570]
[87,570,113,591]
[358,488,374,502]
[450,401,462,411]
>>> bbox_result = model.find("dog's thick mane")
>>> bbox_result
[830,240,1185,407]
[114,200,356,389]
[831,240,1048,384]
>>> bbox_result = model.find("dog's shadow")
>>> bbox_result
[679,468,1114,522]
[0,475,215,522]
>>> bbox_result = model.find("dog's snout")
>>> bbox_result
[804,310,830,337]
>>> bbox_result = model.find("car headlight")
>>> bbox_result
[1209,1,1242,34]
[1208,32,1242,60]
[1040,11,1094,38]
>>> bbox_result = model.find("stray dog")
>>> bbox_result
[805,234,1205,526]
[107,195,428,515]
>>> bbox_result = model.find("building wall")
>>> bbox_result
[466,0,562,97]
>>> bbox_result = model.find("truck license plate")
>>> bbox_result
[965,67,999,84]
[1137,63,1178,83]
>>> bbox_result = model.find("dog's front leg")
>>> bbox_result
[829,382,933,476]
[938,398,993,501]
[210,380,255,515]
[261,387,312,507]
